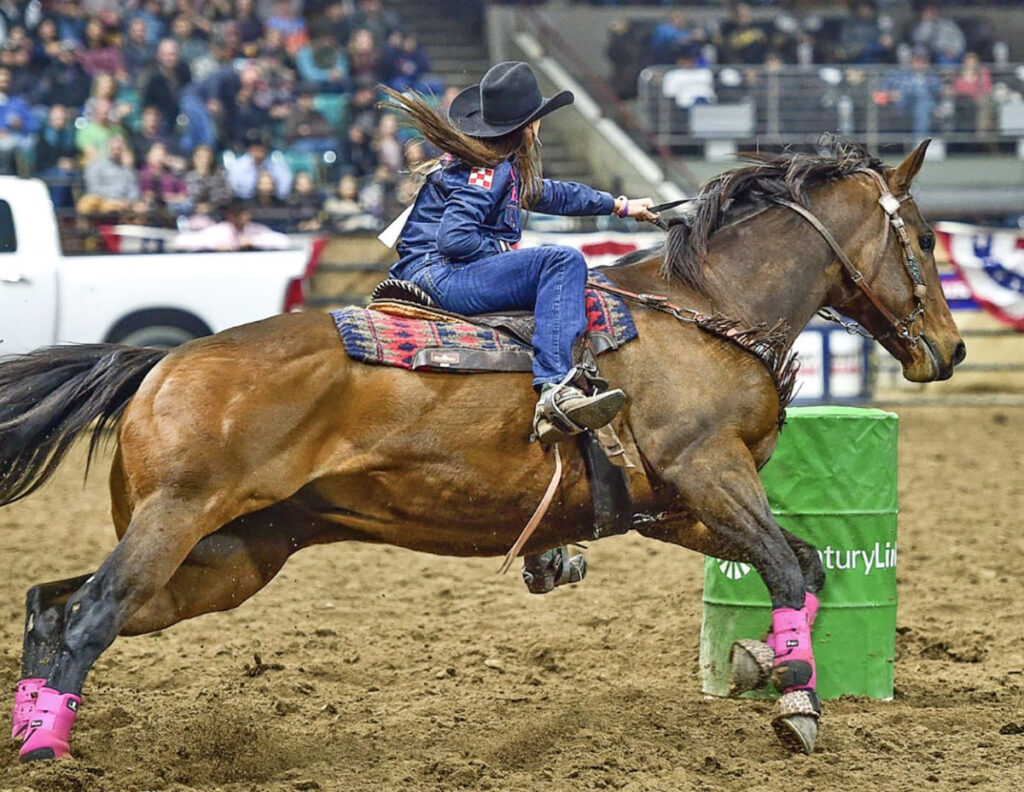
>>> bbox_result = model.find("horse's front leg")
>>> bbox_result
[654,438,822,754]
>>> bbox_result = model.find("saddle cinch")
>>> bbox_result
[330,272,638,374]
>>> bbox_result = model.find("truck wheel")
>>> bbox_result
[105,310,212,349]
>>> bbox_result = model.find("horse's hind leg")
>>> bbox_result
[120,503,337,635]
[11,574,92,741]
[18,493,219,762]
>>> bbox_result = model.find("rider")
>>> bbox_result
[382,61,659,442]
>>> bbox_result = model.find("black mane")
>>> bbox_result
[661,138,886,294]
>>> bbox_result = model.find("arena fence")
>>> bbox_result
[637,62,1024,156]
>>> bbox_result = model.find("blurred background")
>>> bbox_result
[3,0,1022,404]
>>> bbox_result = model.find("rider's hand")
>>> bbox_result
[613,195,660,224]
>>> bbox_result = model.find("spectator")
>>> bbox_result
[283,82,337,152]
[650,12,707,67]
[76,134,142,215]
[879,48,942,137]
[714,3,769,65]
[132,105,184,170]
[911,4,966,65]
[373,112,402,173]
[227,132,292,199]
[248,169,287,228]
[286,170,323,231]
[347,28,379,85]
[314,3,355,49]
[381,31,437,94]
[837,2,897,65]
[323,172,377,232]
[951,51,994,133]
[257,26,298,76]
[0,66,34,173]
[30,18,63,75]
[358,163,395,222]
[79,16,126,80]
[122,17,155,77]
[265,0,307,53]
[140,39,192,132]
[1,25,35,96]
[180,37,240,151]
[91,72,134,124]
[170,14,209,65]
[139,141,190,215]
[34,103,79,208]
[233,0,264,51]
[129,0,166,46]
[343,78,379,177]
[171,199,292,251]
[351,0,401,47]
[223,64,272,149]
[184,143,232,215]
[75,96,127,160]
[296,31,349,93]
[35,39,91,109]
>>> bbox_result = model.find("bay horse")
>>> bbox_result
[0,140,962,762]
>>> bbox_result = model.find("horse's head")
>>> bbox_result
[828,140,965,382]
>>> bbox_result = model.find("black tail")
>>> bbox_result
[0,344,168,506]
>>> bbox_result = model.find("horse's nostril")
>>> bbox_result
[953,340,967,366]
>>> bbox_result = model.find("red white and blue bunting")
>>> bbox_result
[936,221,1024,331]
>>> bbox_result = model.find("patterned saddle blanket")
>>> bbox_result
[332,274,637,374]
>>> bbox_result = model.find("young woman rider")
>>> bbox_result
[382,61,659,442]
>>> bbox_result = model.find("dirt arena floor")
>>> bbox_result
[0,405,1021,792]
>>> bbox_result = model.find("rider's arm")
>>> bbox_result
[533,179,615,216]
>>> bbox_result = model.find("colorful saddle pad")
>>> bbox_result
[332,277,637,374]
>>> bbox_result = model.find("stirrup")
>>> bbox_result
[522,546,587,594]
[532,371,626,444]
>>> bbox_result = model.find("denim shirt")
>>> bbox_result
[390,155,614,281]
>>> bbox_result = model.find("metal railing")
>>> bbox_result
[638,62,1024,152]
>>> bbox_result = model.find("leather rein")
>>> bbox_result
[590,168,928,351]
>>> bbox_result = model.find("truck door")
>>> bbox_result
[0,197,57,354]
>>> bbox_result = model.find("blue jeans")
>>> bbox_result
[410,246,588,388]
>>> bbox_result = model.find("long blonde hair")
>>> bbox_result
[380,85,544,208]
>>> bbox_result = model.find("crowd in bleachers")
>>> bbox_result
[607,2,1020,144]
[0,0,448,240]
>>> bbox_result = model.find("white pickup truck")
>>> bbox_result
[0,177,325,354]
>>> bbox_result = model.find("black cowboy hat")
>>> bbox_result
[448,61,573,139]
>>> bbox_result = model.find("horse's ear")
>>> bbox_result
[889,138,930,193]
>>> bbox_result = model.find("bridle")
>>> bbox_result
[771,168,928,348]
[591,169,930,351]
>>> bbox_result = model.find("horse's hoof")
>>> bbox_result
[729,639,773,695]
[772,714,818,754]
[771,689,821,754]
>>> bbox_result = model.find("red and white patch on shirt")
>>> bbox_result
[467,167,494,189]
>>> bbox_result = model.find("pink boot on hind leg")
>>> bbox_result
[18,688,81,762]
[11,678,45,741]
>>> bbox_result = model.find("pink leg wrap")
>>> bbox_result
[768,606,816,691]
[18,688,81,762]
[11,678,45,741]
[804,592,820,627]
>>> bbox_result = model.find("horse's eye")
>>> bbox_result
[919,234,935,253]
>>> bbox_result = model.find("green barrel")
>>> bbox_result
[699,406,898,700]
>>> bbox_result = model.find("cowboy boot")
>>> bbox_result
[533,382,626,445]
[522,545,587,594]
